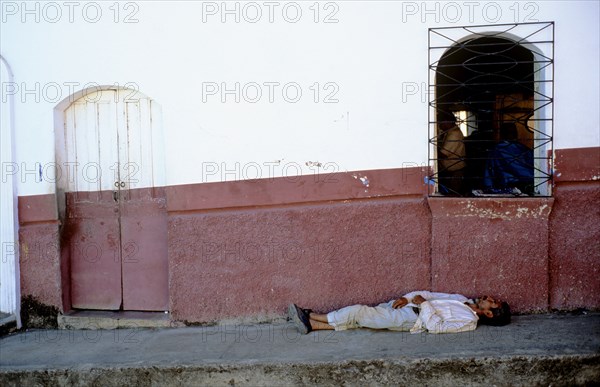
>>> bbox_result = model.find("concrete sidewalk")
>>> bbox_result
[1,312,599,386]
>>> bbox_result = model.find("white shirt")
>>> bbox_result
[400,291,479,334]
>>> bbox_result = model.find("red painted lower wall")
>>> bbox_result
[549,147,600,310]
[169,197,431,321]
[429,198,553,312]
[17,147,600,322]
[18,194,63,310]
[550,183,600,309]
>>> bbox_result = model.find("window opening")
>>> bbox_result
[428,22,554,197]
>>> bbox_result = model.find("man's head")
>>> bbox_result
[500,122,519,142]
[473,296,511,326]
[438,111,457,131]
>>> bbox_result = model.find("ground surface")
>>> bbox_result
[1,312,599,386]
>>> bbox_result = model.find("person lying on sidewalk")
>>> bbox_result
[288,291,510,335]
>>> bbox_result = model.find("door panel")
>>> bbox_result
[123,97,155,189]
[121,187,169,311]
[68,191,122,310]
[67,91,123,310]
[96,96,121,191]
[120,92,169,311]
[65,91,120,193]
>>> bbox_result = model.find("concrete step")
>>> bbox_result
[57,310,176,330]
[1,312,599,386]
[0,312,17,335]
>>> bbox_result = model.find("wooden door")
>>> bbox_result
[64,89,168,311]
[118,96,168,311]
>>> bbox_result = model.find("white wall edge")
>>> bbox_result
[0,54,22,328]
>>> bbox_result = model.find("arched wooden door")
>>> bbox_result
[62,88,168,311]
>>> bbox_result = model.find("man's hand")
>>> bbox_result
[392,297,408,309]
[412,295,426,305]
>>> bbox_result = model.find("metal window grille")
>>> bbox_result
[428,22,554,197]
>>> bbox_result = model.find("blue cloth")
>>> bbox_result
[483,141,534,193]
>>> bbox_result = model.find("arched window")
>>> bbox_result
[428,22,554,197]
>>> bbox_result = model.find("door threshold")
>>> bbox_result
[58,310,176,330]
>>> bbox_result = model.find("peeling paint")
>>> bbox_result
[516,207,529,218]
[351,174,370,188]
[537,204,549,217]
[305,161,322,168]
[463,201,512,220]
[451,200,553,220]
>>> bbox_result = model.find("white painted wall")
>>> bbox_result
[1,1,598,196]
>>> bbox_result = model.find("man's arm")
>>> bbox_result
[392,293,427,309]
[392,297,408,309]
[392,291,470,309]
[410,300,478,334]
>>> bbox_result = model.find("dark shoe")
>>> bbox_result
[288,304,312,334]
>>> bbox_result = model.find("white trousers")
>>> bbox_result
[326,301,419,331]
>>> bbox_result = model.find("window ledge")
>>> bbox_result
[427,196,554,220]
